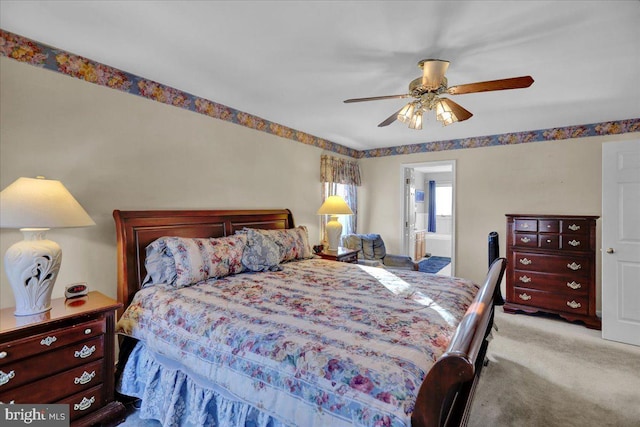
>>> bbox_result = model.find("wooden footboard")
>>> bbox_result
[412,257,507,427]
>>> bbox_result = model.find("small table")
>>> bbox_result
[317,247,358,263]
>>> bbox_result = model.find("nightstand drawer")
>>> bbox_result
[58,384,104,422]
[0,318,105,366]
[0,359,103,403]
[0,335,103,392]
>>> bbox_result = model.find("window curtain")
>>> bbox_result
[320,155,361,242]
[428,180,436,233]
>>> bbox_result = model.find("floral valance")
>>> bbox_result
[320,155,361,186]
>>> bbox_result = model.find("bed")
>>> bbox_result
[113,209,506,427]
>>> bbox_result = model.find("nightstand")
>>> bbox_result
[0,291,126,426]
[318,247,358,263]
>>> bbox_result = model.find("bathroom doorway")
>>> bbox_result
[402,160,456,275]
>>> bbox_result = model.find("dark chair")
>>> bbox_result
[341,233,418,271]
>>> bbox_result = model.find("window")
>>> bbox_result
[435,183,452,216]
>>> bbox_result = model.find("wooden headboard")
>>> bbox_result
[113,209,295,311]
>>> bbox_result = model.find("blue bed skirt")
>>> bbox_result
[117,342,287,427]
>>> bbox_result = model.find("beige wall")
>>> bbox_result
[1,56,637,313]
[0,57,326,308]
[358,132,638,310]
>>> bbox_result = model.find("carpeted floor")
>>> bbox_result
[417,256,451,273]
[468,309,640,427]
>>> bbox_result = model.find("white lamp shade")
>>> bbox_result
[316,195,354,216]
[0,177,95,229]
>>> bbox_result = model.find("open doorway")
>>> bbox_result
[402,160,456,276]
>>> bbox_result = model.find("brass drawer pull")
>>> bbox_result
[0,351,7,359]
[567,262,582,271]
[40,336,57,346]
[520,237,531,243]
[0,370,15,386]
[568,240,581,247]
[567,281,582,290]
[519,258,532,265]
[568,224,581,231]
[567,300,582,309]
[74,396,95,411]
[518,293,532,301]
[519,275,532,283]
[74,345,96,359]
[74,370,96,385]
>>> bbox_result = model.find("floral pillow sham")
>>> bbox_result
[143,234,247,288]
[252,226,313,262]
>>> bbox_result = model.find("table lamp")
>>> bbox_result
[0,176,95,316]
[317,195,353,252]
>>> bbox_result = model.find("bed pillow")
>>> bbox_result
[142,238,177,287]
[147,235,247,288]
[240,228,283,272]
[253,226,313,262]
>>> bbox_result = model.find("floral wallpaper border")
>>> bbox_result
[1,29,638,159]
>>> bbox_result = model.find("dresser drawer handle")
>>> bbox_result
[84,328,92,335]
[520,237,531,243]
[0,351,7,359]
[74,345,96,359]
[568,224,581,231]
[518,293,532,301]
[0,370,15,386]
[40,336,57,346]
[74,396,96,411]
[519,275,532,283]
[519,258,532,265]
[568,240,581,247]
[567,262,582,271]
[567,300,582,309]
[522,223,529,228]
[567,281,582,290]
[74,370,96,385]
[546,239,552,243]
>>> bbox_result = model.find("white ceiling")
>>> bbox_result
[1,1,639,152]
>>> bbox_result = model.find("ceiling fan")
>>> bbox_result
[344,59,534,130]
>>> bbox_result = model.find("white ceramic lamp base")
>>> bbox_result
[4,229,62,316]
[325,215,343,252]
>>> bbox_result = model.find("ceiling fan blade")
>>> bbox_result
[447,76,534,95]
[419,59,450,90]
[344,94,411,103]
[378,107,404,127]
[439,98,473,122]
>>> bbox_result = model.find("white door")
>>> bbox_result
[403,168,416,257]
[602,140,640,346]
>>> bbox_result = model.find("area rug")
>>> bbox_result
[418,256,451,273]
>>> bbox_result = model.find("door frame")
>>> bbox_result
[401,160,456,275]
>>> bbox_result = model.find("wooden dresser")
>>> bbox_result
[0,291,126,426]
[504,214,601,329]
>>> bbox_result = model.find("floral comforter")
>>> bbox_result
[116,258,479,427]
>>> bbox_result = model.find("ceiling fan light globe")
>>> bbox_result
[397,103,415,123]
[408,112,423,130]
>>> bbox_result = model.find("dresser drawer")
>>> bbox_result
[514,219,537,232]
[512,287,588,315]
[0,318,105,366]
[512,270,589,294]
[560,234,590,251]
[58,384,104,421]
[513,233,538,248]
[0,335,103,392]
[561,219,590,234]
[538,234,560,249]
[539,220,559,233]
[512,252,591,277]
[0,359,103,403]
